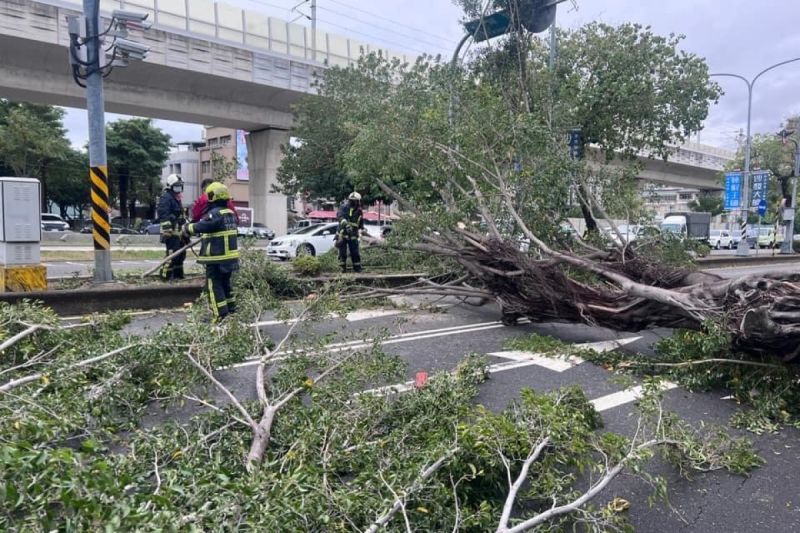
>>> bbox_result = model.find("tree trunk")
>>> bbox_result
[409,233,800,362]
[577,183,598,235]
[119,171,129,220]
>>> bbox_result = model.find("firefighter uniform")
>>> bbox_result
[337,193,364,273]
[157,174,186,280]
[185,183,239,321]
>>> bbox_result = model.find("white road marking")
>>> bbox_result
[590,382,678,412]
[253,308,406,327]
[231,320,506,369]
[488,336,642,372]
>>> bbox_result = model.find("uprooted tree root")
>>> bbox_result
[363,227,800,362]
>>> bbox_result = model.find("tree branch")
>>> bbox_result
[365,448,458,533]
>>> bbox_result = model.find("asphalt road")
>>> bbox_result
[118,264,800,532]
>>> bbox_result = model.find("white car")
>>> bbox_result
[41,213,70,232]
[709,229,733,249]
[266,223,338,260]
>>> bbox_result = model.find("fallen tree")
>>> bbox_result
[279,21,799,362]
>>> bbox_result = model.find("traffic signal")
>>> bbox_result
[464,0,558,42]
[518,0,558,33]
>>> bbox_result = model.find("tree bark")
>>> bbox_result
[400,231,800,361]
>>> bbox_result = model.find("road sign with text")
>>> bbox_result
[724,172,742,210]
[750,171,770,209]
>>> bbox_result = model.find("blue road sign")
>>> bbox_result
[724,172,742,210]
[758,199,767,216]
[750,171,770,208]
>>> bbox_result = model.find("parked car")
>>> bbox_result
[41,213,70,232]
[81,223,137,234]
[266,223,338,260]
[755,227,784,249]
[708,229,733,250]
[253,223,275,240]
[142,223,161,235]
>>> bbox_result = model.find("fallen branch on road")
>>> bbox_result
[141,238,201,278]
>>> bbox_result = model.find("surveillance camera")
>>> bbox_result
[114,39,150,59]
[112,10,149,23]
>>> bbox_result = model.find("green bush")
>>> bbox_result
[292,254,323,276]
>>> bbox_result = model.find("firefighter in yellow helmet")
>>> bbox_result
[182,182,239,321]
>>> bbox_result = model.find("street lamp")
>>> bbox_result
[711,57,800,256]
[778,129,799,254]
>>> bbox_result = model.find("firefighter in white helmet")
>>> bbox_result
[157,174,187,280]
[336,192,364,273]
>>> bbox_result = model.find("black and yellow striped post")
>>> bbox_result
[89,165,113,281]
[83,0,113,282]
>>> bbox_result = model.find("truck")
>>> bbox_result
[660,212,711,242]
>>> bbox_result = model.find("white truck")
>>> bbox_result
[660,212,711,243]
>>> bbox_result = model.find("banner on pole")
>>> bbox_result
[724,172,742,211]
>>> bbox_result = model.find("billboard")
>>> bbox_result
[236,130,249,181]
[238,207,253,228]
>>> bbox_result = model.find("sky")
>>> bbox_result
[62,0,800,151]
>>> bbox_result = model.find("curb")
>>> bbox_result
[2,273,430,315]
[697,254,800,269]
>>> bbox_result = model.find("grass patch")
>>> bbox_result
[42,250,167,262]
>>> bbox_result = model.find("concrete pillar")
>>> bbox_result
[246,128,290,236]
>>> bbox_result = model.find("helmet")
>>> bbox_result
[348,192,362,201]
[166,174,183,193]
[205,182,231,202]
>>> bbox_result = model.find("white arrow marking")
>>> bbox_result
[488,336,642,372]
[590,382,678,412]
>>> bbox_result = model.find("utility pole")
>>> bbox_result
[69,3,151,282]
[84,0,113,282]
[311,0,317,62]
[548,10,557,70]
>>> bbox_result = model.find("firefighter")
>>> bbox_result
[157,174,186,280]
[191,178,239,223]
[337,192,364,273]
[182,182,239,321]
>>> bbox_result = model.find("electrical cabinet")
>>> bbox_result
[0,178,41,265]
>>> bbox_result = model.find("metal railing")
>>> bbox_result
[37,0,413,67]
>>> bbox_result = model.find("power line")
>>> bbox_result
[315,17,429,56]
[242,0,450,54]
[326,0,459,45]
[316,5,450,52]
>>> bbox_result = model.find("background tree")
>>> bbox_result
[106,118,171,222]
[47,149,90,220]
[210,151,238,184]
[688,191,724,217]
[0,100,71,211]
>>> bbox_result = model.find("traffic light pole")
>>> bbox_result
[84,0,113,282]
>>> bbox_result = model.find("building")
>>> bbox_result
[198,127,250,208]
[161,141,204,203]
[642,186,702,220]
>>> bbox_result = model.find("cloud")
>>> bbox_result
[62,107,203,151]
